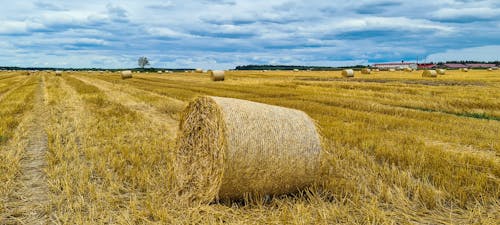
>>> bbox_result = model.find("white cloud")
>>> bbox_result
[0,1,498,68]
[433,7,500,20]
[426,45,500,62]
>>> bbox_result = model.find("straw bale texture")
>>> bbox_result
[55,71,62,76]
[121,70,133,79]
[341,69,354,77]
[361,68,371,74]
[209,70,225,81]
[175,96,322,203]
[437,69,446,75]
[422,70,437,77]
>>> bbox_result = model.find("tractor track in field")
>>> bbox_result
[71,74,179,137]
[2,75,50,225]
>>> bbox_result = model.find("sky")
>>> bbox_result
[0,0,499,69]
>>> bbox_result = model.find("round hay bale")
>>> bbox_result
[389,68,396,72]
[422,70,437,77]
[55,71,63,76]
[293,69,299,72]
[195,68,203,73]
[175,96,322,203]
[404,68,413,72]
[121,70,133,79]
[209,70,225,81]
[341,69,354,77]
[461,68,469,72]
[437,69,446,75]
[491,67,498,70]
[158,71,163,74]
[361,68,371,74]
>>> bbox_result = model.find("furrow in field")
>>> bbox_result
[1,75,50,224]
[71,74,179,137]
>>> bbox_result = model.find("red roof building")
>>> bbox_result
[418,63,436,69]
[465,63,496,68]
[443,63,468,69]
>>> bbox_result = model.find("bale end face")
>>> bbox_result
[175,96,322,204]
[121,71,133,79]
[209,70,225,81]
[361,68,371,74]
[422,70,437,77]
[342,69,354,77]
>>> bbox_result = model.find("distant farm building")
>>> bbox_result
[373,63,417,70]
[443,64,468,69]
[418,64,436,69]
[465,63,496,68]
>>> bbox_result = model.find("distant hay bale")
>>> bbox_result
[491,67,498,70]
[437,69,446,75]
[158,71,163,74]
[175,96,322,203]
[341,69,354,77]
[361,68,371,74]
[208,70,225,81]
[293,69,299,72]
[55,71,63,76]
[121,70,132,79]
[461,68,469,72]
[422,70,437,78]
[195,68,203,73]
[389,68,396,72]
[404,68,413,72]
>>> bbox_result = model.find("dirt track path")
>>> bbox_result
[72,75,179,137]
[2,75,50,224]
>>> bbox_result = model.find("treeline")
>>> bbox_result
[438,61,500,64]
[235,65,367,71]
[0,67,194,72]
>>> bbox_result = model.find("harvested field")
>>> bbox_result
[0,70,499,224]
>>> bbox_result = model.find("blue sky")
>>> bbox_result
[0,0,499,69]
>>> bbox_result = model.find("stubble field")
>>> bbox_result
[0,69,499,224]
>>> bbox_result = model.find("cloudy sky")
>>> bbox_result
[0,0,499,69]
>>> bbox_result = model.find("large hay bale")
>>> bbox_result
[422,70,437,77]
[437,69,446,75]
[55,70,63,76]
[209,70,225,81]
[491,67,498,70]
[361,68,371,74]
[461,68,469,72]
[195,68,203,73]
[389,68,396,72]
[175,96,322,203]
[404,68,413,72]
[341,69,354,77]
[121,70,132,79]
[293,69,299,72]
